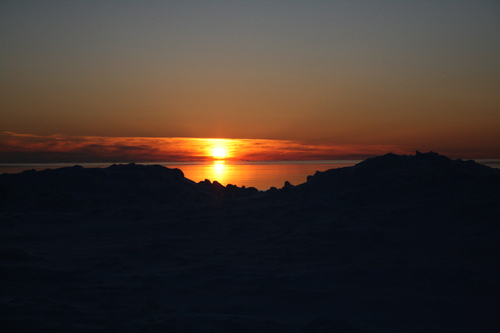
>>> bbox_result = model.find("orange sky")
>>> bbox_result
[1,131,496,163]
[0,132,417,162]
[1,2,499,160]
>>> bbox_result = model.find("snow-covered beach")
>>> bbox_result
[1,152,499,332]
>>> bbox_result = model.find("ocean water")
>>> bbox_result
[1,159,499,190]
[167,160,361,190]
[0,160,360,190]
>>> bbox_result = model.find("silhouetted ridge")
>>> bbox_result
[2,153,498,211]
[1,153,499,332]
[198,179,259,199]
[0,163,259,210]
[357,151,452,169]
[297,152,500,205]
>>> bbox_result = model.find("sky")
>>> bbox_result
[1,0,499,161]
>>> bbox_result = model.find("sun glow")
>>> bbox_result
[211,146,228,159]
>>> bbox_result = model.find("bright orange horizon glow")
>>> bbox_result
[212,147,227,159]
[2,131,497,163]
[205,139,231,160]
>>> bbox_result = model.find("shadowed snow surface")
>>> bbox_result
[1,152,499,332]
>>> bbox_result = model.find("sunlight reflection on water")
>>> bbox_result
[2,159,499,191]
[163,161,358,190]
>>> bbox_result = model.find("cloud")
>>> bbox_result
[0,132,414,163]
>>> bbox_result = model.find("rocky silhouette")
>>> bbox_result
[1,152,499,332]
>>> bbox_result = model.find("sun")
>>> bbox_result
[212,146,228,159]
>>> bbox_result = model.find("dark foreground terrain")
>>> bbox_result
[1,152,499,332]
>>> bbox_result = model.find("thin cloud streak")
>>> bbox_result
[1,132,414,163]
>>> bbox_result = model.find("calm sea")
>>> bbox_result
[1,160,499,190]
